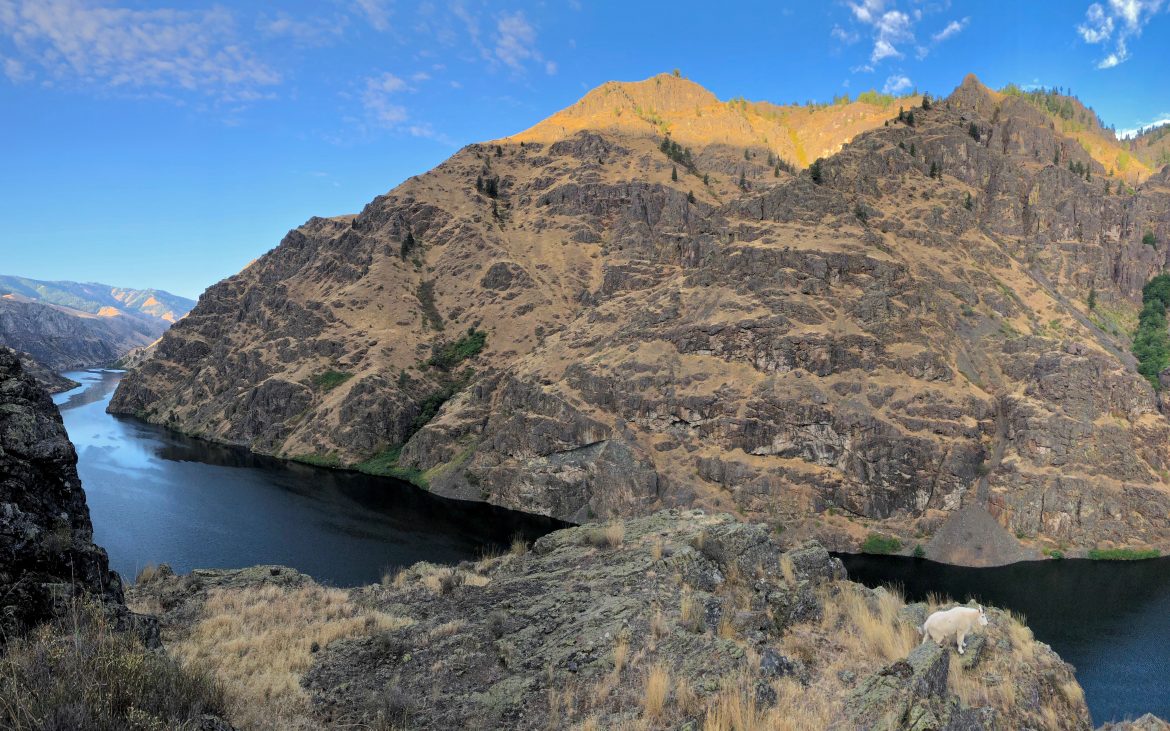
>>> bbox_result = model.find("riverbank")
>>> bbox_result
[128,510,1102,730]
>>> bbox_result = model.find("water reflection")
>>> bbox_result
[56,370,565,587]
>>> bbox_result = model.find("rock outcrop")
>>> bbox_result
[112,73,1170,560]
[131,511,1098,730]
[0,347,124,636]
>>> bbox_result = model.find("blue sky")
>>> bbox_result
[1,0,1167,299]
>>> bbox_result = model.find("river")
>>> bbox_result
[841,552,1170,724]
[54,369,565,588]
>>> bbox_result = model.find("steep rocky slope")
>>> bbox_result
[113,73,1170,561]
[1131,123,1170,171]
[0,296,165,370]
[0,275,195,323]
[131,511,1094,730]
[0,347,124,635]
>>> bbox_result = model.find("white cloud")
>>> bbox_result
[495,11,539,70]
[933,17,969,42]
[411,71,431,82]
[837,2,970,67]
[0,0,278,100]
[350,0,392,32]
[831,24,860,44]
[258,12,345,47]
[1077,0,1165,68]
[545,60,557,75]
[1118,114,1170,138]
[362,72,408,126]
[2,55,31,82]
[883,74,912,94]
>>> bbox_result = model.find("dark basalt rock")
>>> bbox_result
[0,347,128,637]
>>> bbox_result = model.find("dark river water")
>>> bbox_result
[840,552,1170,724]
[55,369,565,588]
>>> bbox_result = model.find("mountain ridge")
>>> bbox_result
[112,72,1170,563]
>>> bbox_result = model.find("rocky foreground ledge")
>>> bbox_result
[127,510,1146,731]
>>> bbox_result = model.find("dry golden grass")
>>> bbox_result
[135,563,161,584]
[588,521,624,549]
[680,594,705,633]
[717,610,737,640]
[171,584,411,730]
[643,664,670,719]
[511,536,529,555]
[779,554,796,586]
[834,587,918,662]
[430,619,467,640]
[651,537,664,561]
[613,637,630,674]
[650,609,668,640]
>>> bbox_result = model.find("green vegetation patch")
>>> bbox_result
[291,453,342,468]
[355,445,428,488]
[1087,547,1160,561]
[1132,273,1170,389]
[311,370,353,391]
[860,533,902,555]
[426,328,487,371]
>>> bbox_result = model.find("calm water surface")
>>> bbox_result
[840,552,1170,724]
[55,369,565,587]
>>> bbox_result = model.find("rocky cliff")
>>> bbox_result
[0,347,123,636]
[130,511,1096,730]
[112,73,1170,562]
[0,297,166,371]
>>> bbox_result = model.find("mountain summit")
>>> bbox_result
[112,74,1170,563]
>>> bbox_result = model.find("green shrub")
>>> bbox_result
[311,370,353,391]
[292,453,341,468]
[1087,547,1160,560]
[416,281,444,331]
[0,602,227,730]
[1144,231,1158,248]
[912,544,926,559]
[809,158,825,185]
[1043,548,1064,559]
[355,445,427,487]
[861,533,902,555]
[1132,273,1170,388]
[426,328,487,371]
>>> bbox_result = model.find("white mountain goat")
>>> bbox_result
[920,605,989,654]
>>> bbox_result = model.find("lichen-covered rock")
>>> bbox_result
[0,347,125,636]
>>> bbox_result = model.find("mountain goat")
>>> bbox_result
[920,604,988,654]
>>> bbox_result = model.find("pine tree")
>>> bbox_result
[929,161,940,179]
[739,171,746,189]
[1088,286,1097,310]
[672,166,678,182]
[475,175,483,193]
[687,190,696,204]
[495,145,503,157]
[809,158,824,185]
[400,230,416,259]
[964,192,973,211]
[922,94,932,110]
[909,142,916,157]
[703,173,710,186]
[774,164,780,177]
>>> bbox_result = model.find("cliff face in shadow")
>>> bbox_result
[0,347,123,635]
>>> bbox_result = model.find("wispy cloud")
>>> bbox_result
[0,0,279,100]
[361,71,408,126]
[1118,114,1170,138]
[1077,0,1165,68]
[932,17,969,42]
[257,12,346,47]
[883,74,912,95]
[837,1,967,69]
[493,11,555,74]
[350,0,392,32]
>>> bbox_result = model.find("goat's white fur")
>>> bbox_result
[919,605,988,655]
